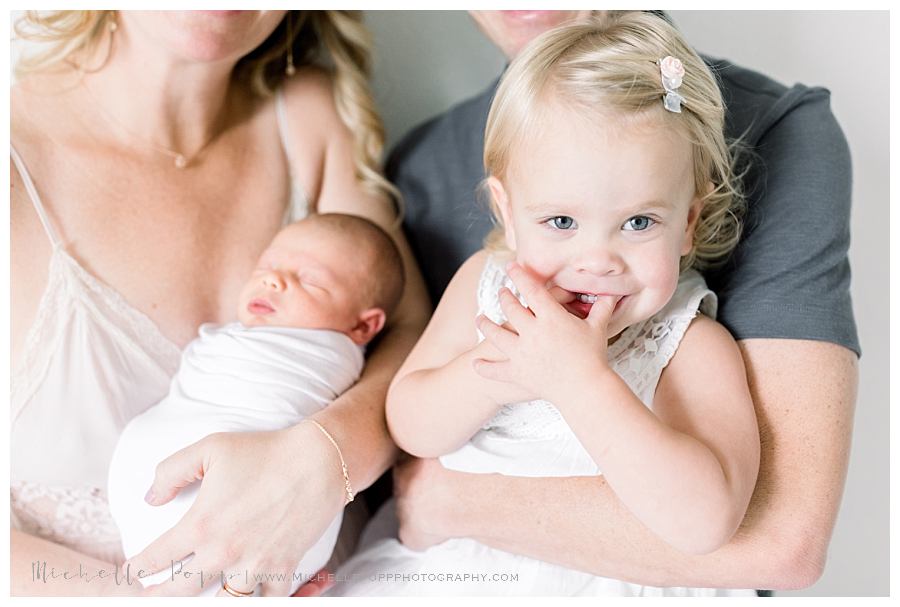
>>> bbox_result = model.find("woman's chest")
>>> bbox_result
[29,163,294,348]
[89,199,289,346]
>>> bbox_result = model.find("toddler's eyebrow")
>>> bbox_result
[524,198,675,214]
[627,199,675,213]
[523,199,587,214]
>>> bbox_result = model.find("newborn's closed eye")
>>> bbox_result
[300,275,327,291]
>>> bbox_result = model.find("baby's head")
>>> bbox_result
[482,12,743,337]
[238,213,405,346]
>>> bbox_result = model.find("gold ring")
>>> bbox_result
[222,579,255,597]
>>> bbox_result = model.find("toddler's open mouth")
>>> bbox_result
[562,291,625,319]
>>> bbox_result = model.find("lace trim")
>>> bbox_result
[11,247,68,417]
[475,253,512,319]
[12,247,182,416]
[612,285,713,401]
[11,480,124,563]
[57,248,182,367]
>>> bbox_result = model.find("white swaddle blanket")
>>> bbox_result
[108,322,364,594]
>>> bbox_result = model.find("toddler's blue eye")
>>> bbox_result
[548,216,576,230]
[623,216,655,231]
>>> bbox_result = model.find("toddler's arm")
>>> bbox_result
[386,251,524,458]
[557,314,760,555]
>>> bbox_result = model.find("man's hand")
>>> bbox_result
[393,456,457,551]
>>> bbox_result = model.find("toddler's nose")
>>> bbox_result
[575,247,625,276]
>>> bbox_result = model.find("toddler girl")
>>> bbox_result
[329,12,760,596]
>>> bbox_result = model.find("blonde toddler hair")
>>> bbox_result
[483,11,743,272]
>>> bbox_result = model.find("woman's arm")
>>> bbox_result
[124,71,431,597]
[396,339,857,590]
[12,528,141,596]
[297,68,433,487]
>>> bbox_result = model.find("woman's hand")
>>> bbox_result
[124,424,347,597]
[473,262,618,404]
[393,456,458,551]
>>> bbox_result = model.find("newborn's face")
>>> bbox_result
[237,222,369,332]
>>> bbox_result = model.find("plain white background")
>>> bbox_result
[364,10,889,597]
[9,10,890,598]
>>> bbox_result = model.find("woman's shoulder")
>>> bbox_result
[10,79,66,205]
[279,66,344,133]
[270,66,346,204]
[12,77,58,146]
[12,69,93,168]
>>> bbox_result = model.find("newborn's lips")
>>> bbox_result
[247,298,275,315]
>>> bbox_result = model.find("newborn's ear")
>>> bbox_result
[349,308,387,345]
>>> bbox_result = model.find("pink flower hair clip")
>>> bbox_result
[658,56,685,113]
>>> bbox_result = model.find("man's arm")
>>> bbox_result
[399,338,857,589]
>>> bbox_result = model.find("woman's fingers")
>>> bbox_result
[124,524,196,580]
[257,567,296,597]
[210,558,294,597]
[215,571,258,597]
[143,435,215,506]
[143,553,291,597]
[141,551,224,596]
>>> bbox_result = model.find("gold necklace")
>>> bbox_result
[78,78,226,170]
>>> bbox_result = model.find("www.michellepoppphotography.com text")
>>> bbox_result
[30,560,519,589]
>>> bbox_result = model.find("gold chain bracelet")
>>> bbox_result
[302,419,355,504]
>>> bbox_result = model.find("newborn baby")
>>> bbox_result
[107,213,404,595]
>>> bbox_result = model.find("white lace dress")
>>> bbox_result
[328,255,756,596]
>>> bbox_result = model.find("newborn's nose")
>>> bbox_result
[262,271,286,292]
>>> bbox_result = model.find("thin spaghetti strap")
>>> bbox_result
[274,87,311,223]
[10,144,61,247]
[274,88,296,170]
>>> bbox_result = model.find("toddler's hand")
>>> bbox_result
[473,262,617,404]
[471,330,539,405]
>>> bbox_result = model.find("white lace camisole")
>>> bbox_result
[10,89,308,565]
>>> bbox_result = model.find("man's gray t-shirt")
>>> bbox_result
[388,57,860,356]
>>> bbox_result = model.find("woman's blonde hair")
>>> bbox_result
[483,11,743,272]
[14,10,399,211]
